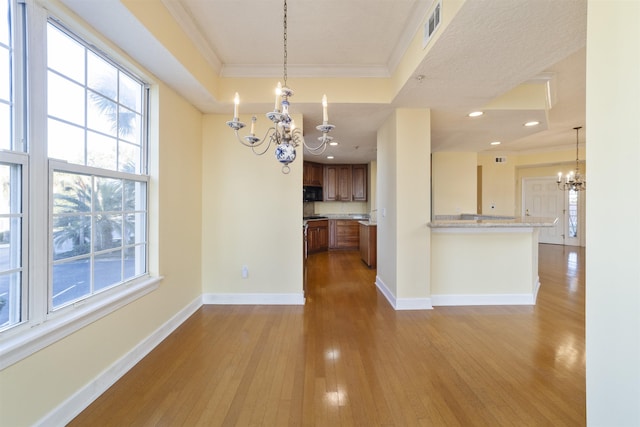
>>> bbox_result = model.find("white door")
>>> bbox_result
[523,178,564,244]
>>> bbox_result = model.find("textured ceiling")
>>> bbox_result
[60,0,587,164]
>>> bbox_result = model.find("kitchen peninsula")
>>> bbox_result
[428,215,557,306]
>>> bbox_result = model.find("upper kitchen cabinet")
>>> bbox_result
[351,164,367,202]
[324,164,367,202]
[303,161,324,187]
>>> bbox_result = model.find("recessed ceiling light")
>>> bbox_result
[329,141,338,146]
[468,111,484,117]
[490,141,501,145]
[327,155,334,159]
[524,121,540,127]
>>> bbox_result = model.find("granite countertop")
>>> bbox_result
[304,214,369,222]
[428,215,558,228]
[358,220,377,226]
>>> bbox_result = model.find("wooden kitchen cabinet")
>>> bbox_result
[323,164,367,202]
[307,220,329,253]
[351,164,367,202]
[303,161,324,187]
[329,219,360,250]
[359,222,377,268]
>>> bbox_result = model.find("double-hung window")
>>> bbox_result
[47,21,148,310]
[0,0,151,354]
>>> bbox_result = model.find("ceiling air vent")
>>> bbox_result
[495,156,507,164]
[422,1,442,49]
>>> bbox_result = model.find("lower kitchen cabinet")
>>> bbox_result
[329,219,360,250]
[359,222,377,268]
[307,220,329,253]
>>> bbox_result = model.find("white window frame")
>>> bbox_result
[0,0,160,370]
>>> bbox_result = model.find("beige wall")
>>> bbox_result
[376,113,398,297]
[376,109,431,305]
[0,82,204,426]
[201,114,303,297]
[431,230,536,296]
[585,0,640,424]
[478,154,516,216]
[432,152,478,216]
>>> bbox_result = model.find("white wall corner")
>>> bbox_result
[34,296,203,427]
[375,276,433,310]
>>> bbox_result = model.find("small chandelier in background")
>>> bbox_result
[226,0,336,174]
[557,126,586,191]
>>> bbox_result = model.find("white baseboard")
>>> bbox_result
[432,277,541,306]
[35,296,203,427]
[375,276,433,310]
[202,293,305,305]
[431,293,536,306]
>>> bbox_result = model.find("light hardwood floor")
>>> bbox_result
[70,244,585,426]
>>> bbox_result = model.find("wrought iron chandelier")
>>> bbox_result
[226,0,335,174]
[557,126,586,191]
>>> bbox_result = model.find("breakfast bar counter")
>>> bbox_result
[427,215,557,306]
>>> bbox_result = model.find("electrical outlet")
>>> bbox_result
[241,265,248,279]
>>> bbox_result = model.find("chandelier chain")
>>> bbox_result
[283,0,288,87]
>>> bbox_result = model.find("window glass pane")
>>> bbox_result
[53,172,92,214]
[0,163,9,214]
[124,180,145,211]
[48,71,85,126]
[95,249,122,291]
[52,257,90,307]
[94,213,122,252]
[47,24,85,84]
[1,0,11,153]
[95,177,122,211]
[0,272,22,329]
[48,118,85,163]
[118,106,139,143]
[0,103,9,150]
[87,91,117,137]
[87,51,117,100]
[119,141,140,173]
[0,219,20,269]
[0,0,9,47]
[53,214,91,260]
[0,48,9,101]
[124,245,145,280]
[87,131,117,170]
[568,189,578,238]
[125,213,145,245]
[119,72,141,113]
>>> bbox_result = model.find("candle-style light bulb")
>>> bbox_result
[557,172,562,183]
[250,116,256,135]
[322,94,328,123]
[275,82,282,111]
[233,92,239,119]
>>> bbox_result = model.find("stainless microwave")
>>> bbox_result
[303,186,323,202]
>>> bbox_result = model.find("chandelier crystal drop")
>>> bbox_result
[557,126,586,191]
[226,0,335,174]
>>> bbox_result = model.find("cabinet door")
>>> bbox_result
[324,166,339,201]
[311,163,324,187]
[318,225,329,250]
[304,162,324,187]
[337,165,352,201]
[352,164,367,201]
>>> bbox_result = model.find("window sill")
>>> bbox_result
[0,276,162,371]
